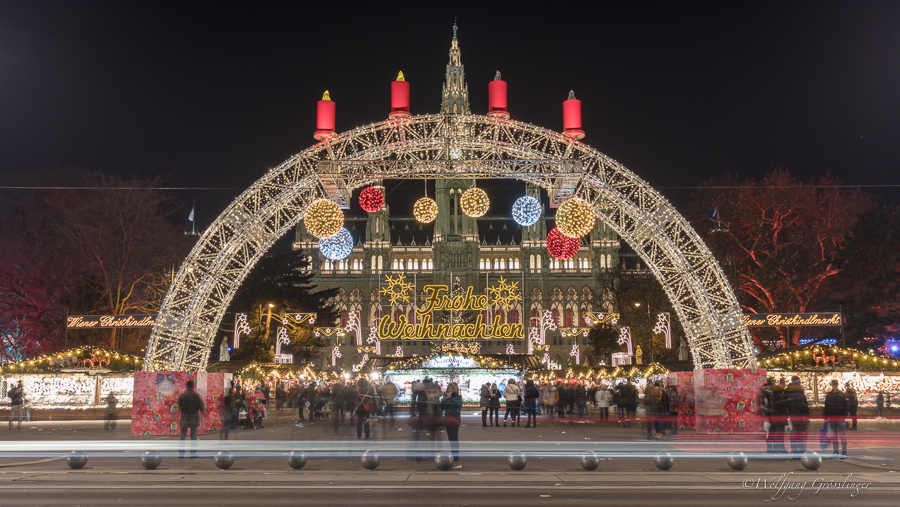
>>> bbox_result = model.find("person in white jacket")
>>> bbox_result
[503,379,521,427]
[595,384,611,422]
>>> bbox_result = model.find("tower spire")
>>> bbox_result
[441,22,470,114]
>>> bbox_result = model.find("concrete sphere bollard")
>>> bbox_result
[434,451,453,471]
[214,450,235,470]
[66,451,89,469]
[507,451,527,471]
[801,451,823,471]
[654,451,674,471]
[287,450,308,470]
[727,451,749,471]
[141,451,162,470]
[361,450,380,471]
[580,452,600,471]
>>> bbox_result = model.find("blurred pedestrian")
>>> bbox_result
[876,391,885,419]
[177,380,206,458]
[523,379,539,427]
[7,381,23,429]
[824,379,849,458]
[104,392,117,430]
[846,383,858,430]
[23,389,34,423]
[275,385,286,412]
[542,382,558,422]
[665,385,679,435]
[219,394,235,440]
[503,379,521,427]
[595,383,611,422]
[573,382,587,420]
[784,376,809,454]
[382,379,398,424]
[480,382,490,427]
[355,378,375,440]
[441,382,463,461]
[759,377,787,453]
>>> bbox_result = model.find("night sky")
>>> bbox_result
[1,1,898,234]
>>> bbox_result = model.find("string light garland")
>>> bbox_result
[413,197,438,223]
[304,199,344,239]
[358,187,384,213]
[757,344,900,373]
[546,227,580,259]
[555,197,594,238]
[0,347,143,374]
[317,227,353,260]
[460,187,490,218]
[511,195,542,226]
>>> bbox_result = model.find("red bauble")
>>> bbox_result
[547,227,580,259]
[359,187,384,213]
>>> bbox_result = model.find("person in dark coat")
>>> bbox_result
[7,381,24,429]
[487,383,501,426]
[823,379,849,457]
[573,382,588,419]
[479,382,491,427]
[355,378,375,440]
[522,380,540,427]
[846,384,859,430]
[441,382,463,461]
[760,377,788,453]
[177,380,206,458]
[783,376,809,454]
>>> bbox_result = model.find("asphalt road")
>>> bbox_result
[3,484,900,506]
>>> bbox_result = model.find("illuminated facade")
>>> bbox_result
[294,30,622,369]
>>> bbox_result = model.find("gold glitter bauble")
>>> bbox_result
[304,199,344,239]
[460,187,490,218]
[413,197,438,223]
[556,197,594,238]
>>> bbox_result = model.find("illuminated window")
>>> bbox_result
[565,308,574,327]
[509,310,519,324]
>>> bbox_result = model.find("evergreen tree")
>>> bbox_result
[225,251,337,362]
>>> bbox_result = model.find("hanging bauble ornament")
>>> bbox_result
[511,196,542,226]
[358,187,384,213]
[318,227,353,260]
[304,199,344,239]
[556,197,594,238]
[413,197,438,223]
[547,227,580,260]
[460,187,490,218]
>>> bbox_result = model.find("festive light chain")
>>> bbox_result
[758,345,900,372]
[304,199,344,239]
[555,197,594,238]
[460,187,490,218]
[511,195,542,226]
[546,227,580,259]
[488,276,522,311]
[358,186,384,213]
[413,197,438,223]
[318,227,353,260]
[653,313,672,348]
[0,348,143,373]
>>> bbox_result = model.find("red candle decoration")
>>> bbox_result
[488,71,509,118]
[547,227,580,259]
[359,187,385,213]
[314,91,336,141]
[562,90,585,140]
[390,71,410,118]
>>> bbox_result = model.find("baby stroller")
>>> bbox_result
[309,397,329,421]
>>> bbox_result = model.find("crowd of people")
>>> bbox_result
[756,376,886,458]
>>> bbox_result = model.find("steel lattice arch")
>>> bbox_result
[143,114,755,372]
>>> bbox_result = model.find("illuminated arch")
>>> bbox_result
[144,114,753,371]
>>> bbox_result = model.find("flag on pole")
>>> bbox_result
[188,202,195,222]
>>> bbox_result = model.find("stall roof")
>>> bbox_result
[206,361,337,378]
[756,343,900,373]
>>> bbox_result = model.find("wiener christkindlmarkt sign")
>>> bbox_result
[742,312,841,327]
[67,314,158,328]
[376,274,524,340]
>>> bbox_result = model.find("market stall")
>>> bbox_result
[0,348,141,420]
[758,344,900,413]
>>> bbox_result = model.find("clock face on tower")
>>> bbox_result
[450,148,461,160]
